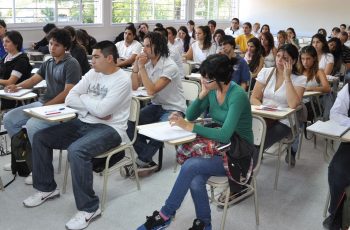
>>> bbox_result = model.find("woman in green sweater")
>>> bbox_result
[137,54,253,230]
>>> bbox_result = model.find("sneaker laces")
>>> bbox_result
[70,211,87,222]
[144,211,165,229]
[125,164,135,177]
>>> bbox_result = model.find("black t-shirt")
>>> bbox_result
[0,53,32,83]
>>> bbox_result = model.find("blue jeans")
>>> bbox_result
[160,156,226,226]
[31,119,122,212]
[3,101,60,144]
[128,104,181,163]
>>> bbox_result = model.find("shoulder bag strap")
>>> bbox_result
[262,67,275,96]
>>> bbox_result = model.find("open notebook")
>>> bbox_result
[306,120,350,137]
[138,121,196,141]
[0,89,32,97]
[28,104,78,118]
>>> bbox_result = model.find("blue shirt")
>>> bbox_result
[0,41,6,60]
[230,55,250,85]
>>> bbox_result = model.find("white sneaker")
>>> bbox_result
[65,208,102,230]
[25,173,33,185]
[23,189,60,207]
[3,163,11,171]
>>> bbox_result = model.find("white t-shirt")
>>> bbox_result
[145,56,186,113]
[257,67,307,126]
[115,40,142,59]
[319,53,334,71]
[65,68,132,142]
[224,27,243,38]
[168,39,183,56]
[264,50,275,68]
[168,44,185,78]
[191,41,217,63]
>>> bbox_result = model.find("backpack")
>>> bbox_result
[11,129,32,177]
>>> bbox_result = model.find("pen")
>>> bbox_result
[45,111,61,116]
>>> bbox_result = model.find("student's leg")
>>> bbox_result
[67,122,121,212]
[26,117,61,144]
[161,156,226,219]
[3,101,42,138]
[32,119,82,192]
[263,122,291,150]
[328,143,350,218]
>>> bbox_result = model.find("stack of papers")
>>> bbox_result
[29,105,78,118]
[138,121,195,141]
[306,120,350,137]
[0,89,32,97]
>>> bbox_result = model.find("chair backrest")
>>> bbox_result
[43,54,52,62]
[181,79,201,103]
[252,115,267,175]
[183,62,191,76]
[128,97,140,144]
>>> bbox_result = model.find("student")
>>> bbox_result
[286,27,300,49]
[213,29,225,53]
[224,17,242,38]
[2,28,81,183]
[137,54,253,230]
[207,20,217,37]
[22,41,132,230]
[76,29,97,55]
[328,37,343,77]
[289,45,330,166]
[0,30,32,109]
[252,22,261,38]
[114,22,135,44]
[64,26,91,75]
[338,31,350,71]
[32,23,57,54]
[166,26,183,55]
[124,32,186,176]
[260,31,277,68]
[317,28,328,39]
[187,20,196,39]
[183,26,216,65]
[244,37,264,90]
[220,35,250,90]
[311,33,334,75]
[276,30,288,49]
[260,24,270,34]
[115,25,142,68]
[323,83,350,230]
[0,19,7,60]
[250,44,306,150]
[235,22,254,53]
[138,23,149,43]
[177,26,195,55]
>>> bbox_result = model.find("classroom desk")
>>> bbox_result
[185,73,201,82]
[23,105,76,123]
[26,51,44,61]
[251,105,295,120]
[0,92,37,103]
[303,91,323,121]
[136,121,196,171]
[132,87,154,101]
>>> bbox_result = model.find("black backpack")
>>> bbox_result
[11,129,32,177]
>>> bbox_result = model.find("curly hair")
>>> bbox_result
[144,32,169,58]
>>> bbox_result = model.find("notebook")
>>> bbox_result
[29,104,78,118]
[0,89,32,97]
[306,120,350,137]
[138,121,196,141]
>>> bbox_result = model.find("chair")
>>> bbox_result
[0,176,4,191]
[264,107,301,190]
[183,62,191,76]
[170,80,201,172]
[62,97,141,211]
[207,115,266,230]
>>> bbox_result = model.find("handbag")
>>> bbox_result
[225,133,258,192]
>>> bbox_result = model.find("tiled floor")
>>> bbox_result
[0,134,332,230]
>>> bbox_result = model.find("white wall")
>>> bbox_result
[239,0,349,37]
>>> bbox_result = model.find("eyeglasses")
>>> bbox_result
[204,79,215,84]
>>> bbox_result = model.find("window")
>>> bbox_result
[194,0,238,20]
[0,0,102,24]
[111,0,186,23]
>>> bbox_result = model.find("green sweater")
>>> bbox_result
[186,82,253,144]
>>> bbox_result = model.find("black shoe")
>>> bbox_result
[188,219,205,230]
[285,152,296,167]
[137,210,171,230]
[323,215,332,229]
[120,163,135,178]
[137,161,158,177]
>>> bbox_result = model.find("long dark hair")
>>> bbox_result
[297,45,318,82]
[311,33,330,54]
[328,37,343,75]
[247,37,263,73]
[178,26,191,52]
[260,32,274,57]
[198,26,212,50]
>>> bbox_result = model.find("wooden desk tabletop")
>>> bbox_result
[167,134,196,145]
[132,87,153,101]
[341,130,350,142]
[186,73,201,82]
[251,105,295,120]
